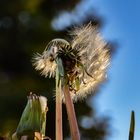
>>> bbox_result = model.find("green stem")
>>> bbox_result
[63,85,80,140]
[129,111,135,140]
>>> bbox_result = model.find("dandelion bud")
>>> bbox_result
[12,93,48,140]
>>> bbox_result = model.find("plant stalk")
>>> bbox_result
[63,85,80,140]
[56,69,63,140]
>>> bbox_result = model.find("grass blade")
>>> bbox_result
[129,111,135,140]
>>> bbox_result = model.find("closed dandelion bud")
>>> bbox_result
[12,93,48,140]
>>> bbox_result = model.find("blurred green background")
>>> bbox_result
[0,0,110,139]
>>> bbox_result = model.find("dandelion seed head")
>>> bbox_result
[64,23,111,102]
[72,47,110,101]
[33,38,70,77]
[32,23,111,102]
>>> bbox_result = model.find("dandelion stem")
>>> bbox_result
[63,84,80,140]
[56,68,63,140]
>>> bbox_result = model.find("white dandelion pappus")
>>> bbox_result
[32,39,70,78]
[69,23,111,102]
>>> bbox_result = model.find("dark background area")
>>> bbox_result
[0,0,111,139]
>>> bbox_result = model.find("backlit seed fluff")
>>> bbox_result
[32,39,70,78]
[33,23,111,102]
[69,23,111,101]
